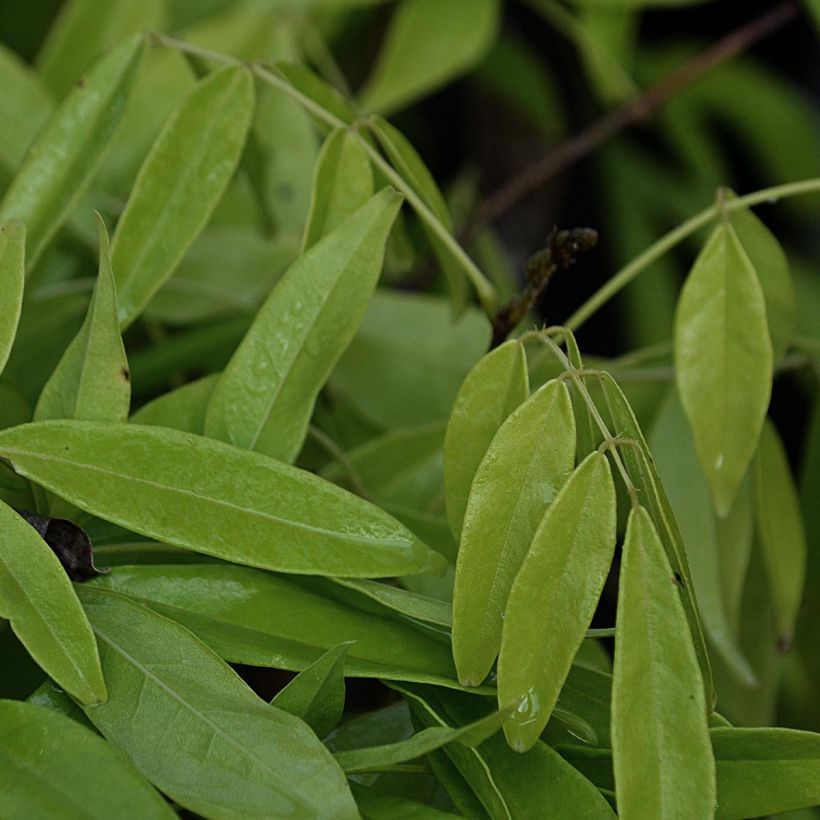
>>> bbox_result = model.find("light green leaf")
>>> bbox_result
[112,64,255,327]
[753,419,807,649]
[205,188,402,463]
[600,372,714,704]
[0,498,105,704]
[0,700,173,820]
[725,191,795,361]
[35,215,129,425]
[78,586,359,819]
[370,114,468,314]
[272,61,357,126]
[452,379,576,687]
[498,451,616,752]
[272,643,350,739]
[712,727,820,820]
[130,373,218,434]
[0,222,25,378]
[0,420,446,578]
[444,340,529,539]
[405,685,615,819]
[331,290,489,429]
[612,506,715,819]
[360,0,499,114]
[674,222,773,515]
[0,34,144,267]
[302,127,374,250]
[93,563,462,687]
[715,475,753,636]
[335,696,515,774]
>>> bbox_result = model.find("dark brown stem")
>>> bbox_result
[465,0,799,241]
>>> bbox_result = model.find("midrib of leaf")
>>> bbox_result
[115,74,244,322]
[2,446,407,548]
[90,622,310,811]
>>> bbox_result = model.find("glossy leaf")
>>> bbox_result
[712,727,820,819]
[753,419,807,649]
[205,189,402,463]
[0,498,105,704]
[0,420,446,577]
[35,216,129,425]
[0,700,173,819]
[370,115,468,314]
[0,34,143,267]
[674,222,773,515]
[360,0,499,114]
[0,222,25,377]
[130,373,218,434]
[94,563,462,686]
[498,451,616,752]
[336,696,514,774]
[112,65,255,327]
[726,191,795,361]
[78,586,359,819]
[612,506,715,819]
[444,339,529,538]
[302,127,374,250]
[271,643,350,739]
[453,379,576,687]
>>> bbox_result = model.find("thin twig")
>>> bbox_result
[464,0,799,239]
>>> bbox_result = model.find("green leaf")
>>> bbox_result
[0,34,144,267]
[370,115,468,314]
[331,290,489,429]
[674,222,773,515]
[0,420,446,577]
[498,451,616,752]
[405,685,615,818]
[272,62,356,126]
[77,586,359,819]
[753,419,807,649]
[612,506,715,819]
[360,0,500,114]
[444,340,529,539]
[35,215,129,425]
[302,127,374,250]
[271,643,350,739]
[204,188,402,463]
[0,222,25,378]
[0,498,105,704]
[0,700,174,820]
[452,379,576,687]
[725,191,795,361]
[112,64,255,327]
[130,373,218,434]
[94,563,462,687]
[712,727,820,820]
[335,695,514,774]
[350,783,461,819]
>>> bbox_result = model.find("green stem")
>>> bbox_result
[564,177,820,333]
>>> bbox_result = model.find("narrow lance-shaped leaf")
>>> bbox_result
[498,451,616,753]
[112,64,255,327]
[0,700,174,820]
[0,420,446,578]
[453,378,576,687]
[77,586,359,819]
[444,339,529,539]
[612,506,715,819]
[271,643,350,739]
[0,498,105,705]
[35,215,130,424]
[0,222,25,377]
[712,727,820,820]
[130,373,218,434]
[753,419,807,650]
[205,188,402,464]
[0,34,144,267]
[674,222,773,515]
[302,127,374,251]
